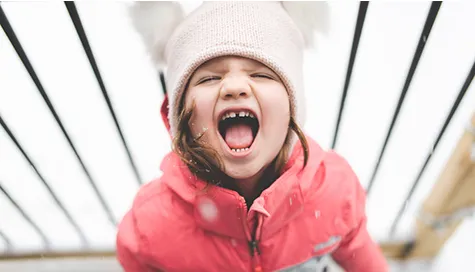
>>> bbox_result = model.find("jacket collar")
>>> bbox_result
[160,136,326,239]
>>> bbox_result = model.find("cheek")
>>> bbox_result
[185,89,216,136]
[261,87,290,123]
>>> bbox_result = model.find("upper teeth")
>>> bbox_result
[222,110,255,120]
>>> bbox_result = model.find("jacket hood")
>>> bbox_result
[160,95,172,138]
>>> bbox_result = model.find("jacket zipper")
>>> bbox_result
[240,197,263,272]
[249,238,262,272]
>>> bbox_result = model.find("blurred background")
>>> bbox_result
[0,1,474,271]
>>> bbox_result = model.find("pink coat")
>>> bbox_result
[116,134,388,271]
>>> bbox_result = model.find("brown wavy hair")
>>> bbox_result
[172,100,309,191]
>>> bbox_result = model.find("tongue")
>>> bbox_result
[224,124,254,149]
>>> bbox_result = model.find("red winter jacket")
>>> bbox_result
[116,134,388,271]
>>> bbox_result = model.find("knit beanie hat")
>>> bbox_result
[130,1,328,137]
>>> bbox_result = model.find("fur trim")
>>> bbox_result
[282,1,329,47]
[129,2,185,67]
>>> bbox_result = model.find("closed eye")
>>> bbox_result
[251,73,274,80]
[197,76,221,85]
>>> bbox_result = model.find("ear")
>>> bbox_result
[282,1,330,48]
[129,2,185,67]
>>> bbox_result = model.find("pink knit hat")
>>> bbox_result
[130,1,328,137]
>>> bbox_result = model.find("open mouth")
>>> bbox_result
[218,110,259,153]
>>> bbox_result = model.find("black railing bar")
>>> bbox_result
[0,181,51,250]
[65,1,143,186]
[389,57,475,237]
[331,1,369,149]
[366,2,442,194]
[159,71,167,95]
[0,227,13,252]
[0,5,117,229]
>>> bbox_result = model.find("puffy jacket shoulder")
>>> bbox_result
[116,176,195,271]
[322,150,366,229]
[322,151,388,271]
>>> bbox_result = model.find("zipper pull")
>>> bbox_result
[249,240,261,255]
[249,240,262,272]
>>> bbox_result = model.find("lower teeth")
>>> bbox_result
[231,148,249,153]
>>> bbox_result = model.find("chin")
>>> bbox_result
[223,162,264,181]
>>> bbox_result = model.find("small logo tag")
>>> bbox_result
[314,235,341,252]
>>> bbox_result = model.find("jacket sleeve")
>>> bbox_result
[116,211,156,272]
[331,163,389,272]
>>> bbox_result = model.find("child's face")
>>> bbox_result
[185,56,290,182]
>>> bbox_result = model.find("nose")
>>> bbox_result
[220,76,251,100]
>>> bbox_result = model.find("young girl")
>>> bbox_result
[117,2,388,271]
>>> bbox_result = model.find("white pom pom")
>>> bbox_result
[282,1,330,48]
[129,2,185,67]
